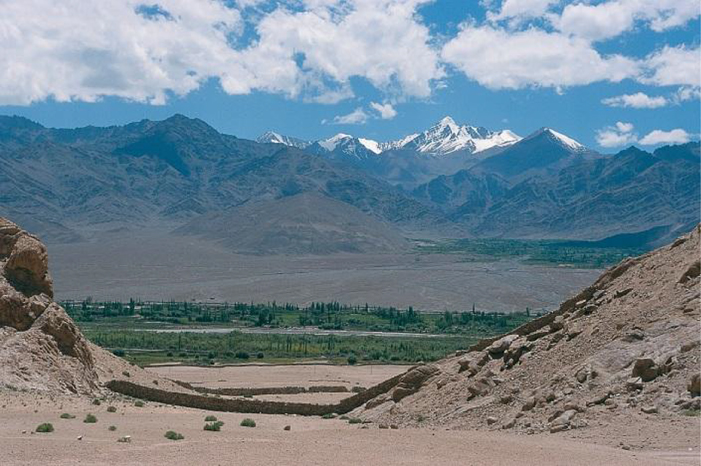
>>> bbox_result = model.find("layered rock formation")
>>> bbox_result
[356,225,701,435]
[0,218,97,394]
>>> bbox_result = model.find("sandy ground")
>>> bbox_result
[1,391,698,466]
[48,233,599,311]
[148,364,407,389]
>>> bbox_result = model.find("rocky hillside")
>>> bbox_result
[355,225,701,436]
[0,218,181,395]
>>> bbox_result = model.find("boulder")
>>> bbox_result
[457,351,489,374]
[632,358,660,382]
[391,364,439,402]
[487,335,519,356]
[688,374,700,397]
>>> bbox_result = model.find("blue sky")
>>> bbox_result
[0,0,699,150]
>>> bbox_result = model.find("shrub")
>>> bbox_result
[92,399,101,406]
[347,355,357,365]
[204,421,224,431]
[112,349,125,357]
[164,430,184,441]
[321,413,336,419]
[256,352,265,359]
[235,351,250,360]
[36,423,54,433]
[59,413,75,419]
[108,425,117,431]
[107,406,117,413]
[204,415,218,422]
[348,418,362,424]
[240,418,256,428]
[134,401,144,407]
[84,414,98,423]
[122,371,131,378]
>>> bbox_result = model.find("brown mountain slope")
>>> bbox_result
[175,192,410,255]
[356,225,701,445]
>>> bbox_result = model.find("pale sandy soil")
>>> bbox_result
[49,233,599,311]
[1,391,698,466]
[148,363,408,389]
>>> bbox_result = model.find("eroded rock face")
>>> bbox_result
[0,217,96,394]
[392,365,440,402]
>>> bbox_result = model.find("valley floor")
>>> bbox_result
[0,391,697,466]
[48,232,600,312]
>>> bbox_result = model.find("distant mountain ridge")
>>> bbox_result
[0,113,697,253]
[258,116,521,161]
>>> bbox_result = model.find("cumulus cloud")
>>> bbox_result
[441,25,637,90]
[602,92,668,109]
[595,122,638,147]
[639,128,691,145]
[641,45,701,87]
[0,0,442,105]
[553,0,700,42]
[328,107,370,125]
[369,102,398,119]
[486,0,558,23]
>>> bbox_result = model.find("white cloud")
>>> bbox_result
[673,86,701,103]
[641,45,701,87]
[0,0,442,105]
[0,0,244,105]
[487,0,558,23]
[369,102,397,119]
[595,121,638,147]
[441,25,638,90]
[639,128,691,145]
[553,0,700,42]
[602,92,668,109]
[329,107,369,125]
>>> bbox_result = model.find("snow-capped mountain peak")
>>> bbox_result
[385,116,521,156]
[532,128,585,151]
[256,131,311,149]
[358,138,382,154]
[318,133,353,151]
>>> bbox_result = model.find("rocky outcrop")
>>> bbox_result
[357,225,701,437]
[0,218,96,394]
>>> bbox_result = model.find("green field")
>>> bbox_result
[414,238,646,268]
[66,299,535,366]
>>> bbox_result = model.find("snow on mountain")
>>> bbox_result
[258,117,522,158]
[383,116,520,156]
[314,134,381,159]
[318,133,353,151]
[542,128,585,151]
[358,138,382,154]
[256,131,311,149]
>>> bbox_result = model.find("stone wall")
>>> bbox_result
[106,370,407,416]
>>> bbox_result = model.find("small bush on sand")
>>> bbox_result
[348,418,362,424]
[165,430,184,441]
[84,414,98,423]
[92,399,101,406]
[347,355,357,365]
[36,423,54,433]
[204,415,218,422]
[204,421,224,431]
[60,413,75,419]
[107,406,117,413]
[240,418,256,428]
[321,413,336,419]
[108,425,117,431]
[134,401,144,407]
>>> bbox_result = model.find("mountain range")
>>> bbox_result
[0,113,697,253]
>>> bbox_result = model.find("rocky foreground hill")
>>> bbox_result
[0,218,178,395]
[355,225,701,437]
